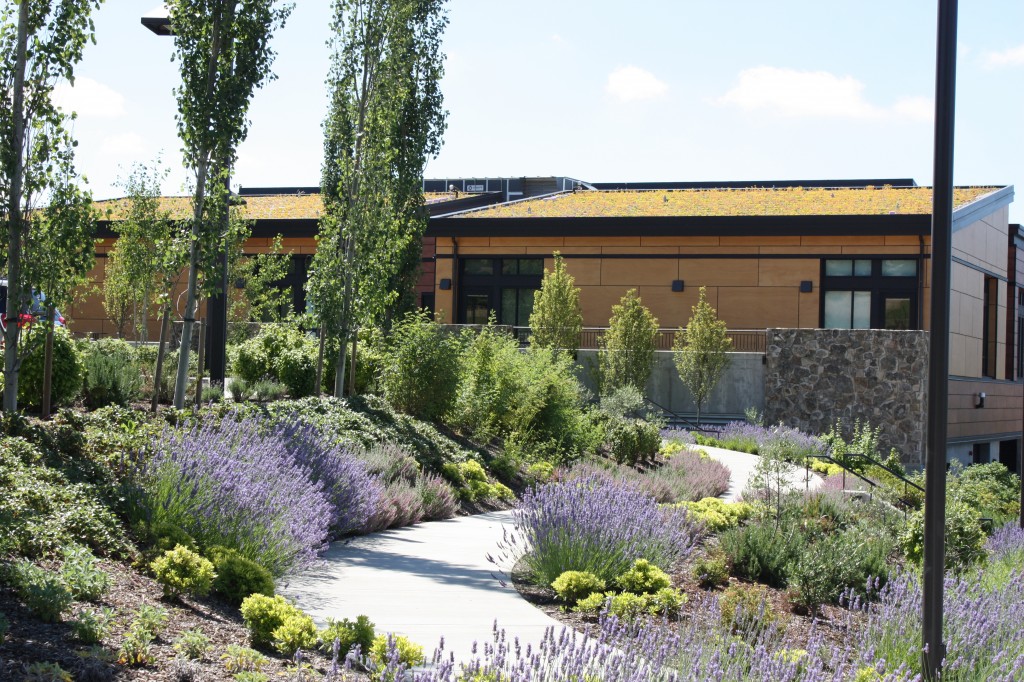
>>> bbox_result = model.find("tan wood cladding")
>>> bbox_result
[947,379,1024,439]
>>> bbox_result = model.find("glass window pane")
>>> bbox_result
[500,288,516,325]
[884,297,911,329]
[854,260,873,276]
[465,294,490,324]
[825,260,852,277]
[853,291,871,328]
[517,289,535,327]
[464,259,493,276]
[882,259,917,277]
[824,291,852,328]
[501,260,518,275]
[519,259,544,276]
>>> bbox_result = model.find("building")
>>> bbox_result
[89,177,1020,467]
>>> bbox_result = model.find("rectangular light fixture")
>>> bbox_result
[439,278,452,290]
[671,280,685,292]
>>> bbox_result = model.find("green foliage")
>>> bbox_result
[692,550,731,588]
[233,323,321,398]
[60,545,110,601]
[369,634,425,670]
[221,644,270,674]
[16,324,82,409]
[118,626,156,667]
[271,610,319,656]
[679,498,753,533]
[528,252,582,356]
[901,500,986,571]
[598,289,658,394]
[78,338,143,408]
[131,604,169,637]
[240,593,306,648]
[22,662,73,682]
[443,459,513,503]
[233,672,270,682]
[646,586,687,618]
[719,584,783,640]
[606,418,661,465]
[151,544,217,598]
[208,546,275,605]
[228,234,294,332]
[174,628,212,660]
[381,311,461,420]
[719,518,803,587]
[608,591,648,621]
[319,614,376,658]
[201,384,225,403]
[948,462,1021,526]
[8,560,73,622]
[615,559,671,595]
[70,607,115,645]
[551,571,606,605]
[673,287,732,424]
[573,591,613,615]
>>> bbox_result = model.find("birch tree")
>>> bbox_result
[309,0,447,397]
[168,0,291,408]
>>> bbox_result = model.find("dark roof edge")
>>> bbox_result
[589,179,919,190]
[426,214,931,238]
[951,185,1014,233]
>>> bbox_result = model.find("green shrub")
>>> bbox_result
[719,584,783,639]
[692,550,730,588]
[173,628,212,660]
[233,672,270,682]
[598,288,658,394]
[608,592,649,621]
[201,384,224,403]
[240,594,303,648]
[70,607,115,644]
[17,325,82,408]
[271,611,318,656]
[573,591,613,615]
[551,571,606,604]
[901,500,986,571]
[381,311,461,421]
[233,323,321,398]
[950,462,1021,526]
[208,546,275,605]
[78,337,142,409]
[646,586,687,618]
[319,614,376,658]
[60,545,110,601]
[679,498,753,533]
[148,520,198,553]
[369,633,425,669]
[151,545,216,598]
[9,560,73,622]
[22,662,73,681]
[131,604,169,637]
[117,626,156,667]
[719,517,805,587]
[606,418,661,465]
[252,380,288,402]
[615,559,671,595]
[221,644,269,674]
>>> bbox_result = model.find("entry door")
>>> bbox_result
[459,287,493,324]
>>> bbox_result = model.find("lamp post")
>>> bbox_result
[923,0,958,679]
[142,8,230,390]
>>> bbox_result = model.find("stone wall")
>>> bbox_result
[764,329,929,468]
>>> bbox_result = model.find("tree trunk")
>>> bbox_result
[348,333,357,395]
[314,324,325,396]
[194,317,206,408]
[152,305,171,412]
[3,0,30,413]
[41,307,55,419]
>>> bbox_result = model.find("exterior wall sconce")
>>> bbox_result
[439,278,452,290]
[974,392,986,408]
[800,281,813,293]
[671,280,685,292]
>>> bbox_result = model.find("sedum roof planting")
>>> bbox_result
[455,186,1001,219]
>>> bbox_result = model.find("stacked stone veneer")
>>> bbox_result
[764,329,929,469]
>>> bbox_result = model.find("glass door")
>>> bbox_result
[459,287,493,325]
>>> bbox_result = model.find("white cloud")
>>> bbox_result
[100,132,146,157]
[605,66,668,102]
[985,44,1024,67]
[717,66,931,121]
[52,77,126,118]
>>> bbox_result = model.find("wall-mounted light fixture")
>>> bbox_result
[439,278,452,290]
[671,280,685,292]
[799,281,813,293]
[974,392,986,408]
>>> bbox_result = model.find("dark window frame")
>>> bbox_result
[820,258,920,330]
[456,257,543,325]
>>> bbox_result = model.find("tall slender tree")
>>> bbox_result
[599,289,658,395]
[529,252,582,357]
[673,286,732,426]
[1,0,102,412]
[168,0,291,408]
[309,0,448,397]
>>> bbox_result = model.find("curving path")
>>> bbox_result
[279,447,822,664]
[692,444,824,501]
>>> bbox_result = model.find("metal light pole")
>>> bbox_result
[923,0,958,678]
[143,10,230,388]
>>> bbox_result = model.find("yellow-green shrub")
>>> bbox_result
[551,571,606,604]
[240,594,304,648]
[150,545,216,598]
[615,559,670,594]
[679,498,753,533]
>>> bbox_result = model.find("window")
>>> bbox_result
[982,276,998,378]
[821,258,920,330]
[457,257,544,325]
[1016,288,1024,379]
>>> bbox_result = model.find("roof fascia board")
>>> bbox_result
[951,185,1014,233]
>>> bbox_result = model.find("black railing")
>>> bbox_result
[439,326,768,352]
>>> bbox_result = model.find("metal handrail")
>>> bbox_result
[644,396,712,435]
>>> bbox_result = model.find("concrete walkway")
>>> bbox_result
[693,444,823,501]
[279,510,559,664]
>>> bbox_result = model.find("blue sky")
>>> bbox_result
[58,1,1023,221]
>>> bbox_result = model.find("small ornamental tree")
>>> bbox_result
[528,252,582,357]
[599,289,658,395]
[673,286,731,425]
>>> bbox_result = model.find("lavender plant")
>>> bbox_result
[647,449,730,502]
[499,474,700,586]
[145,414,381,576]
